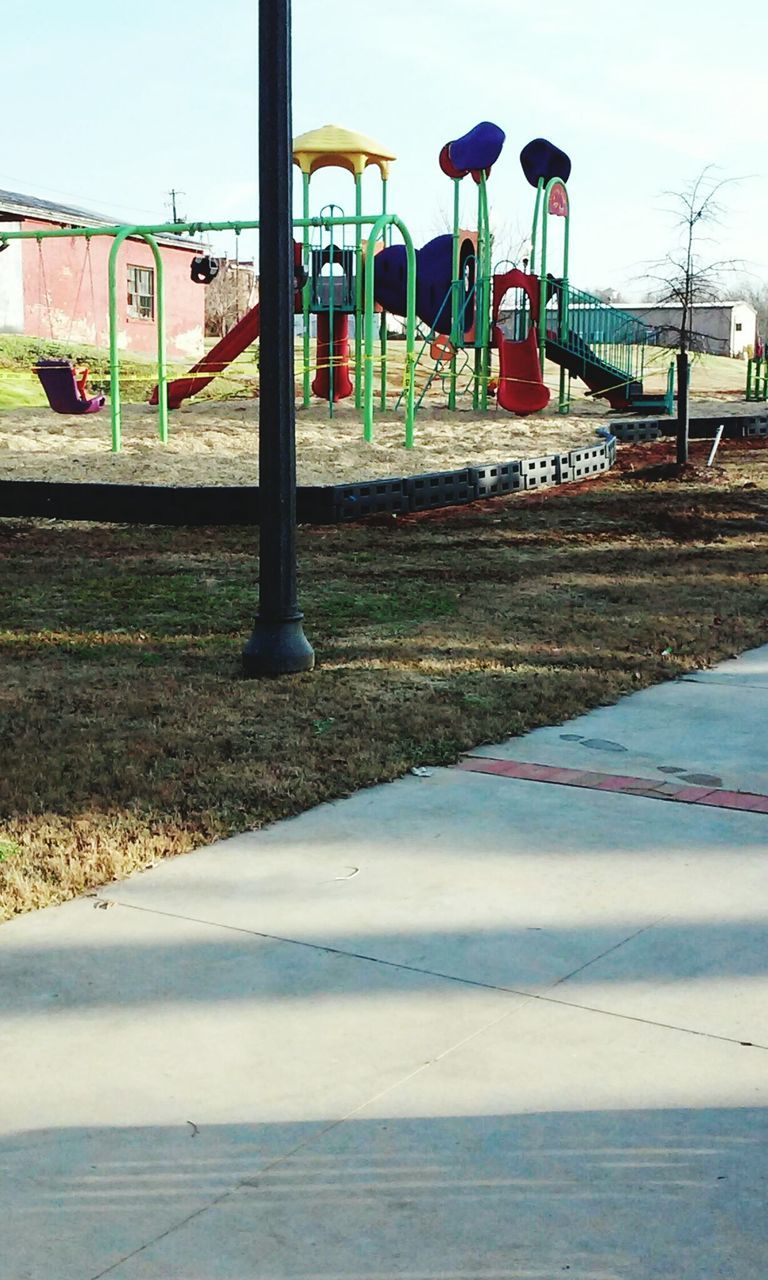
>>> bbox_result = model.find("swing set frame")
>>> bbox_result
[0,214,418,452]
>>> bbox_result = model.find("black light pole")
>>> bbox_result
[243,0,314,677]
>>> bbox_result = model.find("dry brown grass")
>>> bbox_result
[2,437,768,920]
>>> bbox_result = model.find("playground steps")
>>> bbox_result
[545,332,639,411]
[545,334,670,415]
[627,391,674,415]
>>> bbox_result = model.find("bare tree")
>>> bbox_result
[489,215,531,270]
[590,286,624,304]
[645,167,740,465]
[429,208,530,272]
[205,258,258,338]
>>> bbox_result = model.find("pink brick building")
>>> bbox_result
[0,191,205,360]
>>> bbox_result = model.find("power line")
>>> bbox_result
[0,171,162,220]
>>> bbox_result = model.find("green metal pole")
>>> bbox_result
[107,228,133,452]
[144,233,168,444]
[108,228,168,448]
[529,178,543,276]
[363,218,384,443]
[477,173,492,412]
[2,213,423,245]
[318,204,341,419]
[302,171,311,406]
[538,189,549,378]
[449,177,461,411]
[379,176,388,412]
[354,172,363,409]
[472,177,483,410]
[558,192,571,414]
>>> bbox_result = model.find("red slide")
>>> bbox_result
[311,313,354,402]
[151,304,261,409]
[492,269,550,415]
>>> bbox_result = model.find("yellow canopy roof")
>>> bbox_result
[292,125,396,179]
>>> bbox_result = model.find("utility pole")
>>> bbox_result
[242,0,314,676]
[168,189,186,223]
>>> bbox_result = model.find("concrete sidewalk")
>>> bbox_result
[2,646,767,1280]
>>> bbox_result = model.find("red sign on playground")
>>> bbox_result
[548,182,569,218]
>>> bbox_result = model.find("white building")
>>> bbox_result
[615,300,757,358]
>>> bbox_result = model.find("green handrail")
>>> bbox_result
[547,281,650,388]
[363,214,417,447]
[746,356,768,401]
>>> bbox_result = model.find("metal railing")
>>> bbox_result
[746,357,768,401]
[546,282,649,386]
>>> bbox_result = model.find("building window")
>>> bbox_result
[735,322,742,332]
[127,265,155,320]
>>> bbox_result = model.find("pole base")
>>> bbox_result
[242,616,315,677]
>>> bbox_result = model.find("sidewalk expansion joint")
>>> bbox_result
[683,676,768,692]
[109,900,768,1054]
[458,757,768,814]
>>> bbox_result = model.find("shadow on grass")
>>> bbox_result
[1,454,767,914]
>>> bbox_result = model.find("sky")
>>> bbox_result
[3,0,766,296]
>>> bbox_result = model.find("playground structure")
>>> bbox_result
[746,354,768,401]
[0,121,676,452]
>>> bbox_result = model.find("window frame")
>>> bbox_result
[127,264,155,322]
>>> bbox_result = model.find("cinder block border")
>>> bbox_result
[13,419,758,526]
[0,439,611,526]
[611,413,768,443]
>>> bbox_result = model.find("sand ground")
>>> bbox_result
[0,388,756,487]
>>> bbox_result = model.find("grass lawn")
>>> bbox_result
[0,335,184,407]
[0,369,47,409]
[0,333,752,409]
[1,438,768,920]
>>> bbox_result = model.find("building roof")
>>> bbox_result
[615,299,756,313]
[292,125,396,178]
[0,189,201,250]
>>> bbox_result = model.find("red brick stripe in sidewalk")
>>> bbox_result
[458,757,768,814]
